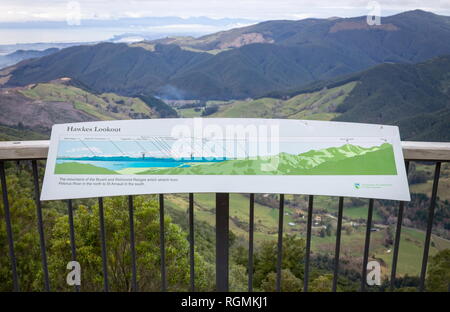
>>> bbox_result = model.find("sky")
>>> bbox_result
[1,0,449,22]
[0,0,449,45]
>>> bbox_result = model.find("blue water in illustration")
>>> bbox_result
[56,157,227,171]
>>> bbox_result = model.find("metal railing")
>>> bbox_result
[0,140,449,292]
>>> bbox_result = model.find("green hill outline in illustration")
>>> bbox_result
[55,162,117,174]
[54,143,397,176]
[138,143,397,175]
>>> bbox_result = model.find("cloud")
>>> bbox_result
[1,0,449,44]
[0,0,449,23]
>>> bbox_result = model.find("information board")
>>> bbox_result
[41,118,410,201]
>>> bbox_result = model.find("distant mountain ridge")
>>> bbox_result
[148,9,450,57]
[291,144,387,170]
[0,48,59,69]
[3,10,450,100]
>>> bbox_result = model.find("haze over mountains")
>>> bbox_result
[1,9,450,140]
[0,16,256,45]
[0,48,59,68]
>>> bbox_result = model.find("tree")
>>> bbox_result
[260,269,302,292]
[229,264,248,291]
[47,196,213,291]
[0,164,60,291]
[232,245,248,267]
[309,274,333,292]
[253,234,305,288]
[201,105,219,116]
[426,249,450,292]
[384,225,395,247]
[0,170,215,292]
[382,274,420,291]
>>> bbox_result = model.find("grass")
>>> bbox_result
[410,163,450,201]
[176,100,230,117]
[19,82,156,120]
[0,125,47,141]
[165,193,299,240]
[311,195,382,221]
[178,107,203,118]
[375,227,450,276]
[211,98,281,118]
[303,113,340,120]
[72,101,114,121]
[210,82,357,119]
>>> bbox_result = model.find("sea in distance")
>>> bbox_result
[56,156,227,171]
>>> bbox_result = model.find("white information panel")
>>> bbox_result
[41,118,410,201]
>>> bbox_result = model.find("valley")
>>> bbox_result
[164,192,450,277]
[176,55,450,141]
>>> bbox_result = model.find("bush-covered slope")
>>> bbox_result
[0,79,176,138]
[216,55,450,141]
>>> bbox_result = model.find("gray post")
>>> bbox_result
[216,193,229,291]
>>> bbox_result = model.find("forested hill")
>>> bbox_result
[0,78,177,140]
[3,10,450,100]
[212,55,450,141]
[333,56,450,141]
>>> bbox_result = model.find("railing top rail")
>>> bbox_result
[401,141,450,161]
[0,140,49,160]
[0,140,449,161]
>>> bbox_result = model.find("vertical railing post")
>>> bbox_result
[419,162,441,292]
[32,160,50,292]
[98,197,109,292]
[189,193,195,291]
[248,194,255,292]
[390,160,410,291]
[303,195,313,292]
[276,194,285,292]
[159,194,167,292]
[128,196,138,292]
[0,161,19,292]
[332,197,344,292]
[216,193,229,292]
[67,199,79,292]
[360,199,374,292]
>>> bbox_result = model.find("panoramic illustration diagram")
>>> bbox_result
[54,137,397,175]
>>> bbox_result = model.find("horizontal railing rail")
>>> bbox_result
[0,139,449,292]
[1,140,450,161]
